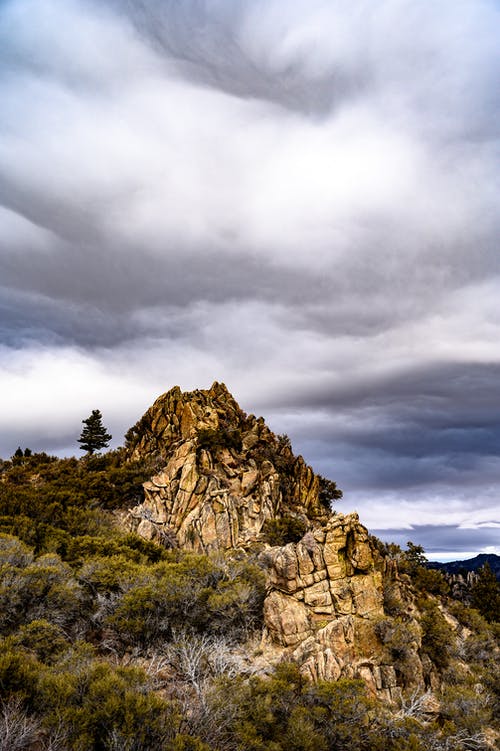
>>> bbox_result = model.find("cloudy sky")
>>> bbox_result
[1,0,499,560]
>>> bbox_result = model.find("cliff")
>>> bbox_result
[124,381,326,551]
[123,383,447,699]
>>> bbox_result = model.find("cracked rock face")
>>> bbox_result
[123,383,430,699]
[260,513,404,699]
[262,515,384,624]
[124,381,324,552]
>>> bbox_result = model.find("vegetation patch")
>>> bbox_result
[196,427,242,455]
[262,515,307,546]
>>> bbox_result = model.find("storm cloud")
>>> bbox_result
[1,0,499,558]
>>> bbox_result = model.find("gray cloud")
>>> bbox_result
[0,0,499,556]
[103,0,372,116]
[372,525,500,560]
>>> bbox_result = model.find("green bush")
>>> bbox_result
[0,450,154,558]
[374,617,420,664]
[196,427,242,455]
[382,582,406,617]
[0,548,86,636]
[206,665,385,751]
[317,475,343,510]
[80,550,265,653]
[419,600,455,669]
[262,515,307,546]
[413,567,449,596]
[12,619,69,663]
[470,563,500,623]
[0,641,41,703]
[439,683,493,736]
[447,600,489,632]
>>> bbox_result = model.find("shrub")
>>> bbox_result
[317,475,343,510]
[196,427,242,455]
[0,642,41,703]
[262,516,307,546]
[413,567,449,596]
[447,601,489,633]
[206,666,376,751]
[13,620,69,663]
[0,550,86,636]
[0,451,154,559]
[0,697,41,751]
[470,564,500,623]
[85,551,265,653]
[419,601,455,669]
[439,683,493,736]
[35,655,179,749]
[375,617,420,664]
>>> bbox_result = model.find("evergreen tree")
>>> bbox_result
[403,541,427,574]
[78,410,112,455]
[470,563,500,623]
[318,475,343,509]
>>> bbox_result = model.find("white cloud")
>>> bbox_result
[0,0,499,553]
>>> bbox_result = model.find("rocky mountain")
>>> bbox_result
[429,553,500,580]
[124,381,329,551]
[122,383,492,702]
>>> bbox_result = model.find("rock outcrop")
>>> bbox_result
[124,382,325,552]
[123,383,430,699]
[262,515,383,634]
[260,514,411,701]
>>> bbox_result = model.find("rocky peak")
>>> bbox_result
[125,382,331,552]
[125,382,244,459]
[123,384,441,700]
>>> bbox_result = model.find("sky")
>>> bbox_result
[1,0,499,561]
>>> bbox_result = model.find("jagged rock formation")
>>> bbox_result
[443,570,478,602]
[123,383,431,699]
[124,382,326,552]
[260,515,414,700]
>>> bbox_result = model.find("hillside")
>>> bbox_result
[0,383,498,750]
[429,553,500,580]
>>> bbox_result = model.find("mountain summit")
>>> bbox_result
[124,381,335,552]
[123,383,415,695]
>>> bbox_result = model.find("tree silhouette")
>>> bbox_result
[78,410,112,455]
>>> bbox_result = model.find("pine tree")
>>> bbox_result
[78,410,112,455]
[470,563,500,623]
[403,541,427,574]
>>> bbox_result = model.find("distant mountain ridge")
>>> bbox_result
[429,553,500,580]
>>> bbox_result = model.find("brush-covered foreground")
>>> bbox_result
[0,451,498,750]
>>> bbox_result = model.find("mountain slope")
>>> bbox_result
[0,384,498,749]
[429,553,500,580]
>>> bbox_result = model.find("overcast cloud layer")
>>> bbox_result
[1,0,499,560]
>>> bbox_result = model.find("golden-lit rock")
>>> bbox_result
[123,383,433,699]
[125,382,325,553]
